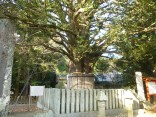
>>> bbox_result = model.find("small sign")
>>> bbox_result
[148,82,156,94]
[30,86,44,96]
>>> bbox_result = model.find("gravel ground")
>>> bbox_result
[10,111,156,117]
[8,105,156,117]
[10,112,36,117]
[9,104,46,117]
[9,104,41,112]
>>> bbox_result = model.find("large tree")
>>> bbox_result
[1,0,119,73]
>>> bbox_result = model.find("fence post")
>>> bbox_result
[125,90,133,117]
[125,98,133,117]
[96,91,108,117]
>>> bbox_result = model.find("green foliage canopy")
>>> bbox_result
[113,0,156,80]
[1,0,120,73]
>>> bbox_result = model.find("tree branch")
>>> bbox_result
[42,43,74,61]
[130,27,156,35]
[5,13,77,36]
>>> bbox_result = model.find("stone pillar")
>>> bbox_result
[135,72,146,101]
[96,91,108,117]
[0,19,15,112]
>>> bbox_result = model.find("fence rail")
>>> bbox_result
[38,88,140,114]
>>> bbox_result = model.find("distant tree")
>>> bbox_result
[94,58,109,73]
[112,0,156,85]
[12,43,67,96]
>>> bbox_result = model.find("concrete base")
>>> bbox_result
[54,109,138,117]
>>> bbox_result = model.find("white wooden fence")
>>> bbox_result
[37,88,140,114]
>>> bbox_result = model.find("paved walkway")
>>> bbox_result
[136,113,156,117]
[135,109,156,117]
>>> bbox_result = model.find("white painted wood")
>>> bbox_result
[47,88,50,109]
[112,89,115,109]
[80,89,85,112]
[50,89,54,110]
[40,91,44,109]
[103,89,107,110]
[48,89,51,110]
[93,89,97,111]
[120,89,124,108]
[122,90,125,108]
[85,89,89,112]
[89,89,93,111]
[66,89,70,113]
[43,88,46,108]
[45,89,48,108]
[125,98,133,117]
[105,90,109,109]
[96,89,100,110]
[61,89,66,114]
[118,89,122,109]
[45,89,48,109]
[76,90,80,112]
[37,88,140,114]
[115,89,119,109]
[54,89,61,114]
[71,89,75,113]
[109,89,112,109]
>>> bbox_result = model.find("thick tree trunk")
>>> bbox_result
[67,73,94,89]
[0,19,15,111]
[67,59,95,89]
[68,59,93,73]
